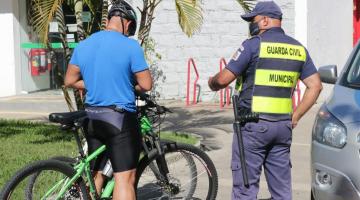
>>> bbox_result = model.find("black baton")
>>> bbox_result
[232,95,250,188]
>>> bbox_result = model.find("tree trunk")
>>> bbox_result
[55,5,76,111]
[73,0,86,110]
[101,0,109,30]
[138,0,162,46]
[75,0,85,41]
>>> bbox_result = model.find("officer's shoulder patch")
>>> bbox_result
[239,44,244,52]
[231,50,241,61]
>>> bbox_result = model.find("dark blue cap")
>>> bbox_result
[241,1,283,22]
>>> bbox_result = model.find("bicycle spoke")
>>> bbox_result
[136,144,217,200]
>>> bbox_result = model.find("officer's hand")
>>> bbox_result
[208,77,216,91]
[292,114,300,128]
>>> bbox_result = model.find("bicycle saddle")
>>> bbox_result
[49,111,87,125]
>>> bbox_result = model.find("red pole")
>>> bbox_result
[219,59,224,108]
[296,81,301,108]
[292,81,301,111]
[186,58,199,105]
[220,58,230,107]
[354,0,360,46]
[186,58,191,106]
[192,59,199,104]
[292,93,296,111]
[226,85,231,106]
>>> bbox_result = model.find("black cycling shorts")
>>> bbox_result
[84,107,142,172]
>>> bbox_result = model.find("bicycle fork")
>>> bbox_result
[154,140,170,180]
[142,133,170,182]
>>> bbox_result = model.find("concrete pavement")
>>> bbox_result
[0,90,321,200]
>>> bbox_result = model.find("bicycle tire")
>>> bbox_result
[0,159,88,200]
[135,142,218,200]
[25,156,78,199]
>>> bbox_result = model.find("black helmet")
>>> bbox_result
[108,0,137,36]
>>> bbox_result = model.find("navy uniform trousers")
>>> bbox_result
[231,119,293,200]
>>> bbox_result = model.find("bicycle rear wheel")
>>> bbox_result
[0,159,88,200]
[136,143,218,200]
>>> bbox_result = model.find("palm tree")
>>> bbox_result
[235,0,256,13]
[28,0,256,110]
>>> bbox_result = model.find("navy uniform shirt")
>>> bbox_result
[226,27,317,109]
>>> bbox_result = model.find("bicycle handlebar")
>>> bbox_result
[136,92,172,114]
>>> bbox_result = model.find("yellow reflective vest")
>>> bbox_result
[251,41,305,115]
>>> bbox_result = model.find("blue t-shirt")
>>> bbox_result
[69,30,148,112]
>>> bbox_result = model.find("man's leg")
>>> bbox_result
[113,169,137,200]
[231,121,270,200]
[84,118,108,195]
[93,172,106,195]
[107,113,141,200]
[264,120,292,200]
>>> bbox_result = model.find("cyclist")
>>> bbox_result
[64,1,152,199]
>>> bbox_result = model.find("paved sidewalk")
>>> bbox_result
[0,90,320,200]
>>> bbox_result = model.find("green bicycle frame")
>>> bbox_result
[43,115,153,199]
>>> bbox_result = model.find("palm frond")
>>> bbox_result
[235,0,256,13]
[83,0,96,14]
[101,0,109,30]
[30,0,64,45]
[175,0,203,37]
[62,86,75,112]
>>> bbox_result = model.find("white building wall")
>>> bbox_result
[149,0,296,101]
[307,0,353,101]
[0,0,51,97]
[17,0,51,94]
[0,0,18,97]
[294,0,307,45]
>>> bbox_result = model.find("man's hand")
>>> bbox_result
[208,69,237,91]
[292,113,300,128]
[208,77,216,91]
[292,73,322,128]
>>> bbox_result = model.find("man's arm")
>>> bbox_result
[208,39,255,91]
[292,73,322,128]
[134,69,152,92]
[64,64,85,89]
[208,68,237,91]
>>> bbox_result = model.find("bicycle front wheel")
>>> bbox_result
[136,143,218,200]
[0,159,88,200]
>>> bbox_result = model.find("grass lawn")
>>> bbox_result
[0,119,198,188]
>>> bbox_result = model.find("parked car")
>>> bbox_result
[311,44,360,200]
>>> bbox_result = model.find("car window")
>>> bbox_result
[346,50,360,85]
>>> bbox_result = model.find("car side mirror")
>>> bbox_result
[318,65,337,84]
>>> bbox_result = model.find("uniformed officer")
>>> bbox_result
[208,1,322,199]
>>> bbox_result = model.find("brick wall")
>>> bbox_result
[148,0,295,101]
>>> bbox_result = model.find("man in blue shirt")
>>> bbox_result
[208,1,322,199]
[65,1,152,199]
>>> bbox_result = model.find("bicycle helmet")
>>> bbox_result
[108,0,137,36]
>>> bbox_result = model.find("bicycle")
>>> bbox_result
[0,94,218,200]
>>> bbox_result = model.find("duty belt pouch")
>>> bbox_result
[237,108,260,124]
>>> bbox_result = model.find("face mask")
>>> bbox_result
[249,17,265,36]
[249,22,260,36]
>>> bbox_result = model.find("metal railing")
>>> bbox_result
[186,58,200,106]
[219,58,231,108]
